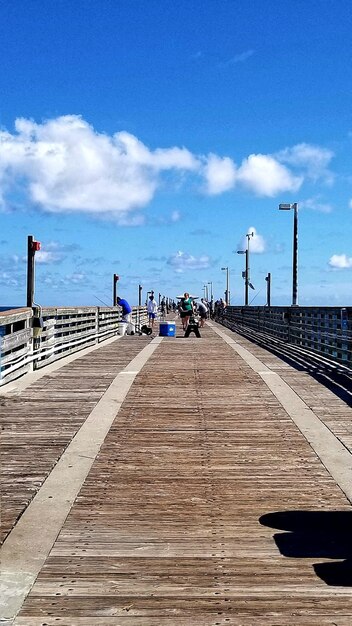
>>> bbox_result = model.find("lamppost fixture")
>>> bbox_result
[237,231,254,305]
[221,267,230,305]
[265,273,271,307]
[279,202,298,306]
[207,281,213,302]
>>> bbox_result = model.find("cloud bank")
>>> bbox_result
[238,227,266,254]
[167,250,212,273]
[0,115,335,220]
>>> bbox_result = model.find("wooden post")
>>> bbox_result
[27,235,35,308]
[113,274,119,306]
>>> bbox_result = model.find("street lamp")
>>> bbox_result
[221,267,230,305]
[203,284,209,301]
[279,202,298,306]
[207,281,213,302]
[237,231,254,305]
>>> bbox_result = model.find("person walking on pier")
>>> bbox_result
[180,292,193,331]
[147,294,158,329]
[116,296,132,323]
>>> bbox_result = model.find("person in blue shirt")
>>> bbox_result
[116,296,132,323]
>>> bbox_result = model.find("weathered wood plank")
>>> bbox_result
[1,328,31,352]
[0,336,153,543]
[14,323,352,623]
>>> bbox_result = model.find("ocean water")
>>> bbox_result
[0,306,21,312]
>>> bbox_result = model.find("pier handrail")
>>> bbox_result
[219,305,352,368]
[0,305,147,386]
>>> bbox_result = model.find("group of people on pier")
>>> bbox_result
[116,292,226,334]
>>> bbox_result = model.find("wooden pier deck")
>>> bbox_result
[1,320,352,625]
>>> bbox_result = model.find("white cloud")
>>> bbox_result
[167,250,212,272]
[35,241,75,264]
[203,154,237,194]
[0,116,337,216]
[171,210,181,222]
[238,227,266,253]
[301,197,333,213]
[0,116,198,220]
[328,254,352,269]
[276,143,334,183]
[236,154,302,196]
[221,50,255,66]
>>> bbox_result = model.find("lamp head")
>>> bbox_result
[279,203,292,210]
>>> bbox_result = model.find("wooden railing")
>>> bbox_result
[220,306,352,368]
[0,306,147,386]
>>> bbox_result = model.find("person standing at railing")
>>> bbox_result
[147,295,158,329]
[198,298,208,327]
[116,296,132,324]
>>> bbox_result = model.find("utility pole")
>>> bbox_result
[292,203,298,306]
[138,284,143,307]
[244,249,249,306]
[265,272,271,306]
[221,267,229,305]
[279,202,298,306]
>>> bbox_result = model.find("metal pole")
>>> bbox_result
[27,235,35,308]
[226,269,229,305]
[138,284,142,307]
[292,203,298,306]
[113,274,118,306]
[245,249,249,306]
[266,272,271,306]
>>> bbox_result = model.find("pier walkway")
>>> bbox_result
[1,320,352,625]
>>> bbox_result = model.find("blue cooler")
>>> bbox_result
[159,322,176,337]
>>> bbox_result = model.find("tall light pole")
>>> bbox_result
[279,202,298,306]
[265,272,271,307]
[203,284,209,301]
[237,231,254,306]
[221,267,229,305]
[207,281,213,302]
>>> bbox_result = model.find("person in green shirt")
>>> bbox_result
[180,292,193,331]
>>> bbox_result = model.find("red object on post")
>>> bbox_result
[32,241,41,252]
[114,274,119,282]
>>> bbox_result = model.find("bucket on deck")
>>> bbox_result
[159,322,176,337]
[118,321,127,336]
[127,322,135,335]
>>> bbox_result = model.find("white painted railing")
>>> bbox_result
[219,306,352,368]
[0,306,147,386]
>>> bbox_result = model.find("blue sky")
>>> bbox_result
[1,0,352,307]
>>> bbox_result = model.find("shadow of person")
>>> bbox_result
[259,510,352,586]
